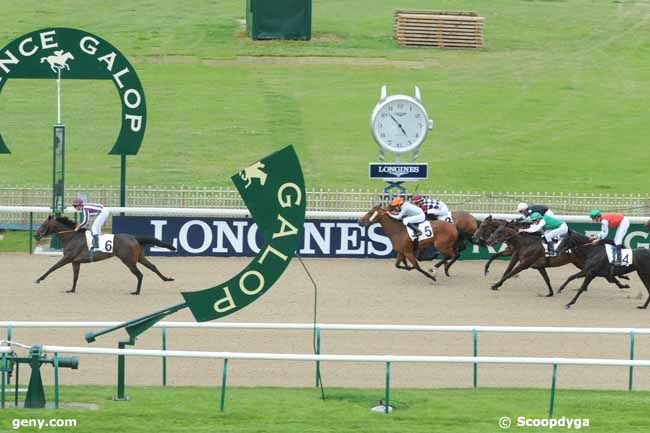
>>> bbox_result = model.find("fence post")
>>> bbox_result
[53,352,59,409]
[384,362,391,414]
[1,352,6,408]
[628,331,635,391]
[220,358,229,413]
[115,341,128,401]
[7,325,12,343]
[14,363,19,407]
[162,327,167,387]
[315,326,321,387]
[472,328,478,388]
[548,363,558,418]
[29,212,33,254]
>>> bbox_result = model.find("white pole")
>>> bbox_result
[56,68,61,124]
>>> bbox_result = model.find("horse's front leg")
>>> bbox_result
[395,253,412,270]
[491,259,532,291]
[484,248,511,275]
[405,251,436,282]
[35,256,72,284]
[491,254,519,290]
[566,274,596,309]
[67,262,81,293]
[535,267,554,297]
[557,270,585,294]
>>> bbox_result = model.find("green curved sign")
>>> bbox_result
[182,145,306,321]
[0,27,146,155]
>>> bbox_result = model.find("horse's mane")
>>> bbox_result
[55,216,77,228]
[567,229,590,243]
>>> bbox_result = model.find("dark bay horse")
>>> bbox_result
[486,226,631,297]
[34,216,176,295]
[358,205,458,281]
[472,215,516,275]
[557,231,650,309]
[432,210,479,275]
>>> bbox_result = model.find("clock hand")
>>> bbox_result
[389,114,408,136]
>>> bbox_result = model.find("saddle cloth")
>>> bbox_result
[605,244,633,266]
[407,221,434,241]
[84,232,115,253]
[541,238,562,257]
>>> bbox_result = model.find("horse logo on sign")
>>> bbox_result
[240,161,267,189]
[40,50,75,73]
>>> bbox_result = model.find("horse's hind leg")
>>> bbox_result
[635,271,650,309]
[35,257,71,284]
[139,254,174,282]
[557,270,585,294]
[67,262,81,293]
[118,257,144,295]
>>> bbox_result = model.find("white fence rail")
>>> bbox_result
[2,322,649,414]
[2,185,649,225]
[1,205,649,225]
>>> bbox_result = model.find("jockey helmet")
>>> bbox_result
[411,194,424,204]
[589,209,602,219]
[516,202,528,212]
[72,197,84,207]
[390,196,404,207]
[529,212,543,221]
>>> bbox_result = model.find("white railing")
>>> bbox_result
[1,205,649,224]
[1,323,648,414]
[2,321,650,334]
[2,185,649,216]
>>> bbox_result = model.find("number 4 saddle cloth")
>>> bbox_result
[605,244,634,266]
[84,231,115,253]
[406,221,435,241]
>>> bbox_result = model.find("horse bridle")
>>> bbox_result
[368,206,387,223]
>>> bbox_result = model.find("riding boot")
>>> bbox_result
[614,244,623,266]
[408,223,422,237]
[545,238,556,257]
[92,234,99,250]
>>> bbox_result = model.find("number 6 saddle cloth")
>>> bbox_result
[406,221,435,241]
[605,244,634,266]
[84,231,115,253]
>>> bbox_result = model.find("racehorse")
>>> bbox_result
[485,225,631,297]
[646,219,650,229]
[358,205,458,281]
[34,216,176,295]
[556,231,650,309]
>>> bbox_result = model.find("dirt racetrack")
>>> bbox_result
[3,253,650,391]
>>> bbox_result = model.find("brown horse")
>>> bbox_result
[34,216,176,294]
[646,219,650,229]
[358,205,458,281]
[486,225,630,297]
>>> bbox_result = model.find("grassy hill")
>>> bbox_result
[1,0,649,192]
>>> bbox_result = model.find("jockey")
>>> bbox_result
[72,197,109,252]
[589,210,630,266]
[388,196,425,237]
[518,211,568,256]
[412,194,452,223]
[516,202,554,220]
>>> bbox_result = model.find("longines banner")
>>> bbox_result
[112,217,650,259]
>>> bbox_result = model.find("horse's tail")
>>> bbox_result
[40,57,46,63]
[136,237,176,251]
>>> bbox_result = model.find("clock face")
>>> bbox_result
[371,97,429,153]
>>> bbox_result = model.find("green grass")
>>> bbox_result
[0,230,30,253]
[1,1,650,192]
[1,386,650,432]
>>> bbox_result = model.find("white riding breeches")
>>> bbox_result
[613,217,630,246]
[91,208,110,236]
[544,223,568,243]
[404,214,425,226]
[428,205,451,223]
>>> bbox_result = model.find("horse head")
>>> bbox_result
[358,204,386,227]
[472,215,494,244]
[557,230,587,254]
[34,215,55,240]
[486,224,515,246]
[646,219,650,229]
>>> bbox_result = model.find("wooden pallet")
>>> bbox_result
[394,10,484,49]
